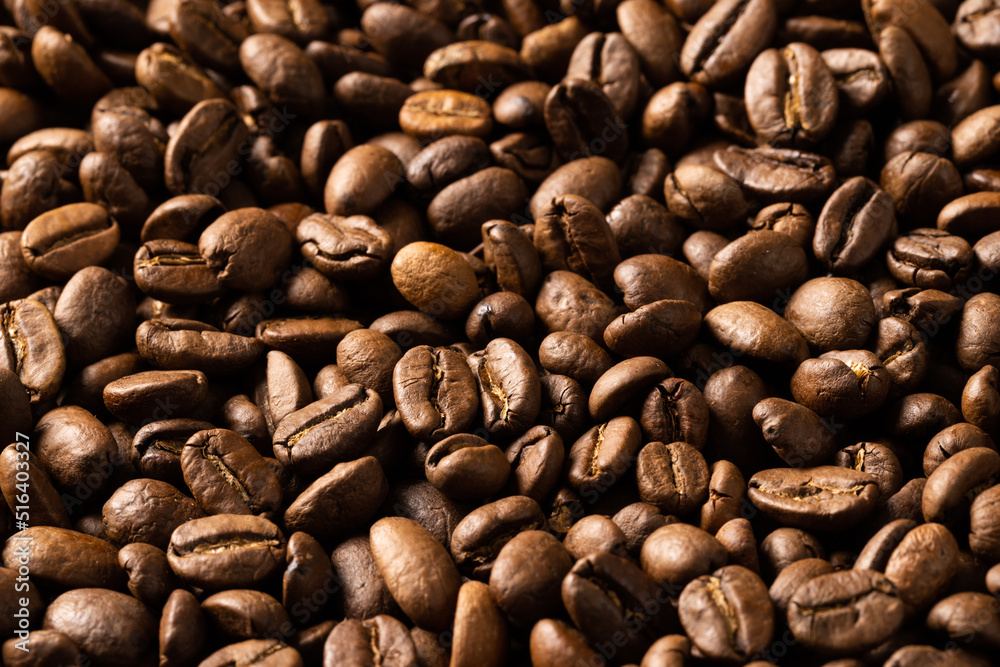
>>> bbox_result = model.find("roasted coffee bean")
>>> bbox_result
[617,0,682,87]
[42,588,155,666]
[791,349,891,419]
[469,337,540,438]
[922,447,1000,527]
[703,301,810,367]
[835,441,904,501]
[489,530,573,627]
[886,228,973,290]
[370,517,461,632]
[636,440,709,515]
[272,383,382,473]
[589,356,670,422]
[567,416,642,496]
[748,466,880,530]
[199,207,293,292]
[534,193,620,289]
[708,230,808,304]
[450,495,545,578]
[544,77,628,163]
[103,478,205,550]
[639,378,710,449]
[605,299,702,359]
[329,535,400,621]
[814,176,895,274]
[665,165,747,231]
[2,526,125,590]
[322,615,416,667]
[785,277,876,351]
[746,42,838,147]
[20,203,119,281]
[753,397,837,466]
[0,298,66,404]
[529,618,604,667]
[425,433,511,500]
[714,145,837,203]
[136,319,265,376]
[284,456,387,538]
[678,565,774,662]
[787,569,904,653]
[182,428,281,517]
[166,514,286,590]
[391,241,479,319]
[103,370,208,424]
[530,156,622,220]
[562,551,673,663]
[680,0,777,88]
[963,365,1000,436]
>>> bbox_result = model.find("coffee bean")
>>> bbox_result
[166,513,286,590]
[20,203,119,281]
[136,318,266,375]
[788,569,904,652]
[370,516,461,632]
[103,370,208,424]
[239,34,324,117]
[746,42,838,147]
[450,495,546,578]
[748,465,880,530]
[284,456,387,537]
[3,526,126,590]
[714,145,837,204]
[534,193,621,290]
[678,565,774,662]
[425,433,511,500]
[272,383,382,473]
[43,588,155,667]
[181,428,282,517]
[0,298,66,404]
[681,0,777,88]
[814,176,895,274]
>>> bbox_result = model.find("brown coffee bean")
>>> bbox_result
[787,569,904,653]
[400,90,493,141]
[136,318,265,376]
[681,0,777,88]
[284,456,387,538]
[31,26,111,103]
[272,383,382,473]
[814,176,895,274]
[102,479,205,550]
[0,298,66,404]
[2,526,125,590]
[181,428,281,517]
[240,34,324,117]
[637,440,709,515]
[567,416,642,496]
[748,466,880,530]
[164,99,250,197]
[703,301,810,367]
[370,516,461,632]
[42,588,155,667]
[450,495,546,579]
[678,565,774,662]
[709,231,809,304]
[167,513,286,590]
[391,242,479,319]
[20,203,119,281]
[753,397,837,467]
[746,42,838,147]
[103,370,208,424]
[714,145,837,204]
[534,193,621,290]
[425,433,511,501]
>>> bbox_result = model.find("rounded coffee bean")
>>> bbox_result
[391,242,479,319]
[370,517,461,632]
[43,589,155,667]
[748,466,880,530]
[678,565,774,662]
[788,569,904,653]
[636,440,709,515]
[166,514,287,590]
[425,433,511,501]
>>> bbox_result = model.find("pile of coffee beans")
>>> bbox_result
[6,0,1000,664]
